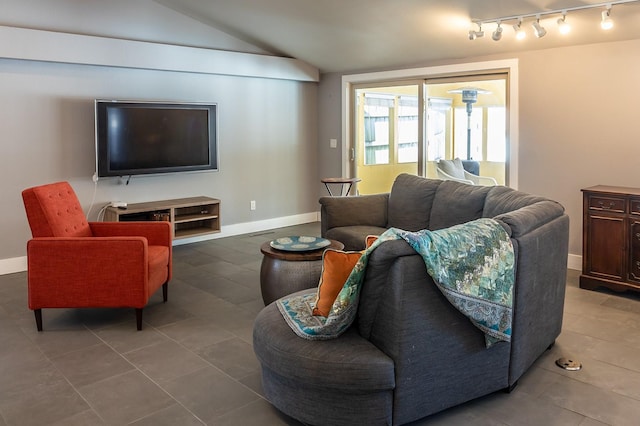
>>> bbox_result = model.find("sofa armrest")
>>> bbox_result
[493,200,564,237]
[319,193,389,236]
[90,221,172,247]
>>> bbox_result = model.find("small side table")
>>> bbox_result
[260,239,344,305]
[321,177,361,196]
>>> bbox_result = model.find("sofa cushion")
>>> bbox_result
[429,180,491,230]
[482,186,548,218]
[387,174,441,231]
[320,194,388,229]
[313,249,363,317]
[254,292,396,391]
[325,226,387,251]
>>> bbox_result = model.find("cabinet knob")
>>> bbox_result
[636,233,640,240]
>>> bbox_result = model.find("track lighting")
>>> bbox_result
[468,0,637,41]
[468,23,484,40]
[513,20,526,40]
[601,6,614,29]
[492,22,503,41]
[557,13,571,34]
[532,15,547,38]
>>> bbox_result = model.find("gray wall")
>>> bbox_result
[317,39,640,261]
[0,1,318,263]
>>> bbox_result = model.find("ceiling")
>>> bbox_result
[154,0,640,73]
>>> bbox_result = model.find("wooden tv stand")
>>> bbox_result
[104,196,220,241]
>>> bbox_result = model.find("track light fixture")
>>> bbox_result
[468,23,484,40]
[557,12,571,34]
[492,21,503,41]
[532,15,547,38]
[468,0,637,41]
[601,6,614,29]
[513,19,526,40]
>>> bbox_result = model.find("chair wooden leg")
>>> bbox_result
[162,282,168,303]
[135,308,143,331]
[34,309,43,331]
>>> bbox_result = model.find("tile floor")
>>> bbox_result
[1,222,639,425]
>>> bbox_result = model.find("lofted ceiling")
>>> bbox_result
[154,0,640,73]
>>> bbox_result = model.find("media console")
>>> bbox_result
[104,196,220,241]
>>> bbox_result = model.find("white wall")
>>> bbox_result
[0,1,320,271]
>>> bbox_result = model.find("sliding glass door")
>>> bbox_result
[350,73,508,194]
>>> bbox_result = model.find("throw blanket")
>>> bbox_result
[277,218,515,347]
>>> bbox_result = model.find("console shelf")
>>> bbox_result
[104,196,220,241]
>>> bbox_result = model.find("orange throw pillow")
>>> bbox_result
[365,235,378,248]
[312,249,362,317]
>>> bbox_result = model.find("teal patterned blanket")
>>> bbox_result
[277,218,515,346]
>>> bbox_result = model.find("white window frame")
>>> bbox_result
[342,59,519,189]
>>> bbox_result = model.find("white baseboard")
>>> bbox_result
[567,254,582,271]
[1,212,320,275]
[0,213,584,276]
[0,256,27,275]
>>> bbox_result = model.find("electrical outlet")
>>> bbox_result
[250,200,256,211]
[330,138,337,148]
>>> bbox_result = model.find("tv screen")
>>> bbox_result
[95,100,218,178]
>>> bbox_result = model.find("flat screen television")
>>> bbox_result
[95,100,218,178]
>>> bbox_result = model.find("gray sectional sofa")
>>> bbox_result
[253,174,570,425]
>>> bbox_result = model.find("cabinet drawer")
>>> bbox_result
[588,196,625,213]
[630,199,640,215]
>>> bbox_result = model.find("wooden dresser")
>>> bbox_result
[581,185,640,293]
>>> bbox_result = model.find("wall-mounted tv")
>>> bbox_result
[95,100,218,178]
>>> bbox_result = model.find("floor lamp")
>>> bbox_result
[448,87,490,160]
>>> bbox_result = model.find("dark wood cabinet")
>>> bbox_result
[581,186,640,293]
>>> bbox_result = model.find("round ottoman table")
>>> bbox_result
[259,238,344,305]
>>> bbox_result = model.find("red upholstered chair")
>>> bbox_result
[22,181,172,331]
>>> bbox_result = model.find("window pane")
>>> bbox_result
[363,98,390,165]
[487,107,506,162]
[454,107,483,160]
[397,97,418,163]
[426,97,451,161]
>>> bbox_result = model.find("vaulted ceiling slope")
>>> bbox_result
[154,0,640,73]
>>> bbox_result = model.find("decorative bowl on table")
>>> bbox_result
[269,236,331,252]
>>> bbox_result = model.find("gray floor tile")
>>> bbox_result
[540,376,640,426]
[2,222,640,425]
[78,370,175,425]
[162,366,260,423]
[124,340,210,383]
[129,403,205,425]
[50,409,107,425]
[50,342,135,388]
[94,320,171,354]
[157,317,235,351]
[195,336,261,380]
[0,373,89,426]
[213,398,301,426]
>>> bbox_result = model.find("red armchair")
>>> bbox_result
[22,181,172,331]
